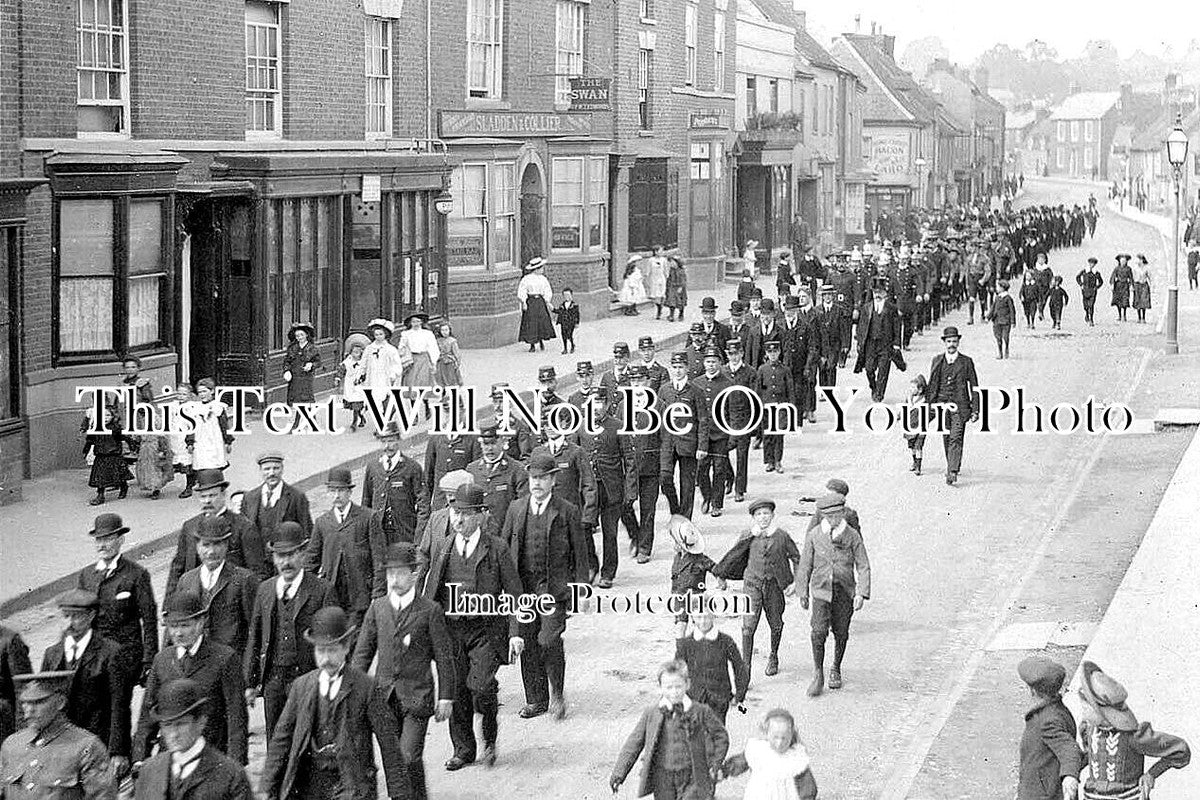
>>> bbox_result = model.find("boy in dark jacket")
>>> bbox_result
[552,288,580,354]
[1016,656,1081,800]
[988,279,1018,359]
[667,516,725,637]
[1048,276,1069,329]
[674,609,748,726]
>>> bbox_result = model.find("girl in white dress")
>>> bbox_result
[722,708,818,800]
[362,318,406,392]
[399,313,440,388]
[646,246,668,318]
[166,383,196,497]
[339,332,369,432]
[185,378,233,472]
[618,255,648,315]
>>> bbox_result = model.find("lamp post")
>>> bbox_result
[914,157,927,210]
[1165,115,1189,355]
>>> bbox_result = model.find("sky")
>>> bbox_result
[805,2,1196,64]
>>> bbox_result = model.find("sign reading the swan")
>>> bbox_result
[568,78,611,112]
[439,111,594,138]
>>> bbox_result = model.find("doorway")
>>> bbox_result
[520,163,544,267]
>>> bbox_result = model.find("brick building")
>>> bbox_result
[1048,92,1120,179]
[9,0,452,480]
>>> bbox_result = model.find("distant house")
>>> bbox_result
[1048,92,1121,179]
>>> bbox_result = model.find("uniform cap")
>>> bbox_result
[538,365,557,381]
[637,336,655,349]
[670,352,689,366]
[612,342,631,357]
[689,322,706,334]
[825,478,850,497]
[16,671,76,702]
[256,451,285,466]
[575,361,594,375]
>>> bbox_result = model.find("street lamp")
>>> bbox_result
[1165,115,1189,355]
[914,157,927,210]
[433,187,455,216]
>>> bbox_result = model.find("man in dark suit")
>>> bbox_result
[423,485,524,770]
[487,384,534,463]
[501,454,590,721]
[466,426,529,539]
[262,607,406,800]
[781,294,820,425]
[166,469,271,598]
[635,337,669,391]
[171,515,256,658]
[722,337,758,504]
[567,362,596,410]
[78,513,157,729]
[242,452,313,548]
[574,387,631,588]
[727,301,761,369]
[693,347,733,518]
[926,326,980,486]
[657,352,707,520]
[623,366,661,563]
[528,403,598,581]
[41,590,130,774]
[362,421,429,552]
[815,284,851,391]
[0,625,31,744]
[421,425,482,519]
[305,469,374,633]
[132,678,252,800]
[598,342,633,415]
[352,542,456,800]
[698,297,732,359]
[244,522,335,741]
[1016,657,1082,800]
[855,282,903,403]
[133,594,247,765]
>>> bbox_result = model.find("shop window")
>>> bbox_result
[448,162,516,270]
[390,191,441,320]
[690,142,711,181]
[55,196,172,362]
[264,197,342,350]
[588,156,607,250]
[0,229,18,422]
[552,157,584,251]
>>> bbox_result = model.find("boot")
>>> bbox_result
[830,638,848,689]
[806,669,824,697]
[909,453,918,472]
[765,629,781,676]
[914,457,922,476]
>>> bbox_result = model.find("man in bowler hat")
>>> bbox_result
[1016,656,1081,800]
[132,679,251,800]
[262,607,406,800]
[170,515,257,659]
[423,484,524,770]
[855,282,902,403]
[305,469,374,634]
[926,327,979,486]
[352,542,456,800]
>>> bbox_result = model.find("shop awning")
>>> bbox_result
[178,180,256,198]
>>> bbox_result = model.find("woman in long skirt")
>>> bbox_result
[134,431,173,499]
[646,246,668,319]
[434,321,463,388]
[1110,253,1133,321]
[665,252,688,321]
[82,402,131,505]
[186,378,233,471]
[283,322,320,403]
[1132,253,1152,323]
[517,257,556,351]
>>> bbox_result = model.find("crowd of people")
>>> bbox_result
[2,196,1194,800]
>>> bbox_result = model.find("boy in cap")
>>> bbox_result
[353,542,456,800]
[755,341,793,473]
[170,515,256,658]
[1016,656,1081,800]
[41,590,130,774]
[306,468,374,633]
[466,427,528,538]
[797,493,870,697]
[133,678,251,800]
[1,671,115,800]
[1076,661,1191,800]
[807,478,862,534]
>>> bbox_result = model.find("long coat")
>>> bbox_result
[351,596,456,717]
[361,453,428,543]
[40,634,129,758]
[1018,697,1083,800]
[500,495,589,601]
[656,380,708,457]
[422,530,524,656]
[282,341,320,404]
[166,511,271,600]
[610,702,729,800]
[261,667,405,800]
[133,638,248,764]
[465,455,529,538]
[132,744,251,800]
[171,563,257,657]
[244,573,335,691]
[242,482,314,541]
[305,505,374,620]
[77,557,158,684]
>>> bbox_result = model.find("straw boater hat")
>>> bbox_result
[367,318,396,338]
[343,332,371,353]
[667,514,705,554]
[524,257,547,273]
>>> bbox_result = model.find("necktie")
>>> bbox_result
[670,703,684,718]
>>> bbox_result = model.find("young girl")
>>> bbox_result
[988,279,1017,358]
[82,401,132,506]
[340,333,369,432]
[166,384,195,498]
[904,375,928,476]
[722,708,818,800]
[433,321,463,388]
[646,246,668,319]
[1020,268,1040,329]
[185,378,233,471]
[618,255,648,316]
[1132,254,1152,324]
[665,251,688,322]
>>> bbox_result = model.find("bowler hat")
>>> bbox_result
[438,469,474,493]
[526,453,560,477]
[689,322,705,334]
[287,322,315,343]
[191,514,233,543]
[538,365,557,381]
[269,521,310,554]
[613,341,631,357]
[747,497,775,515]
[375,420,404,439]
[669,352,689,366]
[56,588,100,612]
[449,483,487,511]
[1078,661,1139,731]
[163,592,208,624]
[192,469,229,493]
[941,326,962,341]
[304,606,357,646]
[730,300,745,314]
[89,513,129,539]
[825,478,850,497]
[750,287,764,299]
[1018,656,1066,696]
[760,298,776,312]
[256,451,285,466]
[575,361,594,375]
[1087,257,1098,265]
[700,297,717,311]
[815,493,845,513]
[325,468,355,489]
[783,295,800,309]
[153,678,209,722]
[637,336,655,349]
[383,541,422,570]
[15,671,75,703]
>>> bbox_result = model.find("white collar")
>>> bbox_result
[176,635,204,660]
[659,695,693,712]
[389,586,416,612]
[673,379,686,390]
[261,482,281,504]
[200,561,225,586]
[318,669,343,700]
[64,629,93,657]
[276,571,305,600]
[333,503,351,521]
[530,494,551,515]
[944,352,959,364]
[95,556,119,575]
[382,452,401,469]
[171,736,206,768]
[691,626,719,642]
[820,518,848,541]
[547,436,565,452]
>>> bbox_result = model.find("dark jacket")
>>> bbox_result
[713,529,800,588]
[574,415,630,504]
[423,530,525,651]
[0,626,31,743]
[171,563,256,657]
[422,435,482,511]
[166,511,271,599]
[721,363,757,433]
[610,701,729,799]
[41,633,129,758]
[674,633,749,707]
[1078,269,1105,297]
[528,440,598,527]
[351,595,456,717]
[466,455,529,538]
[989,294,1018,326]
[501,495,590,601]
[133,743,251,800]
[361,453,428,544]
[242,482,313,541]
[927,353,980,418]
[656,380,708,457]
[244,573,335,690]
[306,505,374,618]
[855,299,902,360]
[133,637,248,764]
[1018,697,1083,800]
[261,667,405,800]
[77,556,158,682]
[693,371,734,442]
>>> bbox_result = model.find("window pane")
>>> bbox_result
[127,274,159,346]
[281,201,297,274]
[60,200,114,276]
[553,158,583,204]
[588,204,603,247]
[0,234,13,419]
[60,278,113,352]
[128,200,162,275]
[491,216,512,265]
[552,207,581,249]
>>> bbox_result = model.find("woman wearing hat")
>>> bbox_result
[282,322,321,405]
[363,319,406,390]
[399,314,440,419]
[516,257,556,351]
[617,254,648,316]
[1131,254,1152,324]
[1110,254,1134,322]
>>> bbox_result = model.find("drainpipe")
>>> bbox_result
[426,0,433,140]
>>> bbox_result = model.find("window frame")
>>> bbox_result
[1056,147,1064,169]
[76,0,131,138]
[745,76,757,119]
[713,10,725,91]
[52,194,174,365]
[684,4,697,87]
[365,17,393,140]
[0,228,21,424]
[690,142,711,181]
[551,156,586,254]
[638,48,652,130]
[1070,120,1080,142]
[446,161,518,271]
[1083,145,1093,170]
[245,1,283,140]
[1057,121,1066,143]
[1084,120,1095,142]
[554,1,586,107]
[467,0,505,100]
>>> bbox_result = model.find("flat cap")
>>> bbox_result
[825,478,850,497]
[438,469,473,493]
[256,451,285,465]
[1018,656,1066,695]
[815,493,845,513]
[56,588,100,612]
[747,497,776,515]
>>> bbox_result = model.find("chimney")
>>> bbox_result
[1119,82,1132,110]
[792,4,806,31]
[881,34,895,58]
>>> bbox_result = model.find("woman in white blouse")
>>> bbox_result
[400,313,440,388]
[517,257,556,352]
[362,318,406,391]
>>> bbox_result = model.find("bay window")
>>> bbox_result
[552,156,608,253]
[588,157,607,249]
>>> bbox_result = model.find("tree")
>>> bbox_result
[898,36,950,79]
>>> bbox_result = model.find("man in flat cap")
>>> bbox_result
[306,469,374,634]
[466,428,528,540]
[40,591,129,774]
[797,492,870,697]
[0,624,31,744]
[244,452,313,548]
[658,352,707,520]
[134,594,246,766]
[1016,656,1081,800]
[0,671,115,800]
[245,523,335,741]
[262,608,404,800]
[132,678,251,800]
[77,514,157,735]
[170,515,256,658]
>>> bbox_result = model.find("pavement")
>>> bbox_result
[0,281,745,614]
